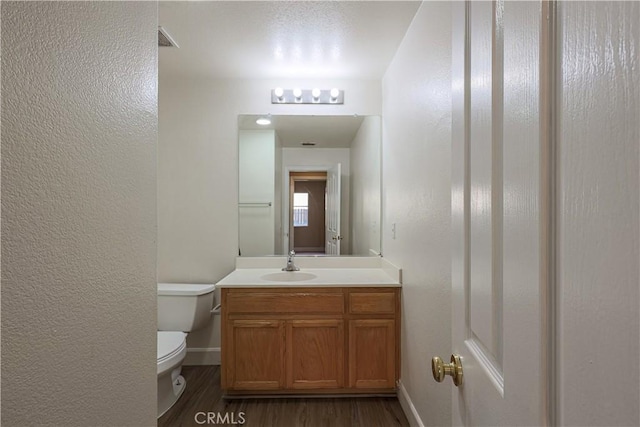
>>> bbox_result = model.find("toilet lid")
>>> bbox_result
[157,331,187,362]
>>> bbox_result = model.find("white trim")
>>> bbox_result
[397,380,425,427]
[183,347,220,366]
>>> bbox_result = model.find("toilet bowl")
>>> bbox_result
[157,331,187,418]
[157,283,215,418]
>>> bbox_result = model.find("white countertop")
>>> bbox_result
[216,257,402,288]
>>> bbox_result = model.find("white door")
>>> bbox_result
[325,163,341,255]
[448,1,551,425]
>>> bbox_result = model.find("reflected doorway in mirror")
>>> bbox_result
[289,171,328,255]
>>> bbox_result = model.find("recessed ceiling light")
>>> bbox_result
[256,117,271,126]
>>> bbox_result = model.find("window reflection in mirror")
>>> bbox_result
[293,192,309,227]
[238,115,381,257]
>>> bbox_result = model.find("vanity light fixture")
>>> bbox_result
[293,88,303,103]
[274,87,285,102]
[311,88,321,102]
[271,88,344,104]
[330,88,340,102]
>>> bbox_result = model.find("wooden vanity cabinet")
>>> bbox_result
[226,319,285,390]
[221,287,400,394]
[287,319,344,389]
[347,290,400,389]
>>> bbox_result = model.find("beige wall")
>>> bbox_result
[382,2,452,426]
[1,2,157,425]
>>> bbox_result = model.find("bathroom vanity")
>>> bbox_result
[217,257,401,395]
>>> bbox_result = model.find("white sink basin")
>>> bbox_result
[261,272,317,282]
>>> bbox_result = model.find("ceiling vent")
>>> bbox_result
[158,26,179,48]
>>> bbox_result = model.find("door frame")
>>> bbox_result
[540,2,558,423]
[282,165,334,254]
[288,171,327,253]
[450,1,557,424]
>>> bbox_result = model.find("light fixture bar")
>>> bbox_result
[271,89,344,105]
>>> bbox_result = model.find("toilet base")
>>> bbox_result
[158,369,186,418]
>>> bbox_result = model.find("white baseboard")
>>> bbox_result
[183,347,221,366]
[397,380,425,427]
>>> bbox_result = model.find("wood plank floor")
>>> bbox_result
[158,366,410,427]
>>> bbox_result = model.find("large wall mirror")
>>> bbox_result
[238,115,381,257]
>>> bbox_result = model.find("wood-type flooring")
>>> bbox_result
[158,366,410,427]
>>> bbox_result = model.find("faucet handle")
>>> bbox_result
[289,249,296,256]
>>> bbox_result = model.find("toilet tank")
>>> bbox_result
[157,283,215,332]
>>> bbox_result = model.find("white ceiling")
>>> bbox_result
[238,115,366,148]
[159,1,420,79]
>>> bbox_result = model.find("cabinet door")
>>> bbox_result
[227,319,285,390]
[349,319,396,389]
[286,319,344,389]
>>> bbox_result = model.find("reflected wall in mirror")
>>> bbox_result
[238,115,381,257]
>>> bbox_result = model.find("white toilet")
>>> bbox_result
[157,283,215,418]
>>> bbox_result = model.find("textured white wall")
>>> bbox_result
[158,78,379,282]
[1,2,157,426]
[159,77,379,350]
[557,2,639,425]
[382,2,452,426]
[350,116,381,256]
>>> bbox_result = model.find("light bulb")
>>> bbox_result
[293,88,302,99]
[256,117,271,126]
[330,88,340,100]
[312,88,321,100]
[274,87,284,99]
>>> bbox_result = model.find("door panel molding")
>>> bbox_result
[465,337,504,396]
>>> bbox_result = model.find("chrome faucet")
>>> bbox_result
[282,250,300,271]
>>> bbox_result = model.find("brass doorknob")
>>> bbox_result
[432,354,464,386]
